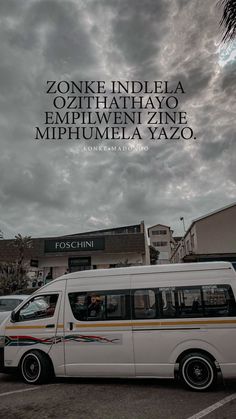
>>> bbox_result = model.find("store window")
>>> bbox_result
[68,257,91,272]
[153,242,168,247]
[152,230,167,235]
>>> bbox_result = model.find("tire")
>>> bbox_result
[20,350,53,385]
[179,352,217,391]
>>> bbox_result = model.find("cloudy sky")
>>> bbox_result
[0,0,235,239]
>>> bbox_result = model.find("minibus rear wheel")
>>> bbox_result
[20,350,53,384]
[179,352,217,391]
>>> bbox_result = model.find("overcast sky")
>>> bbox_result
[0,0,235,239]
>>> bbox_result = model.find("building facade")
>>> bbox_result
[0,222,150,285]
[148,224,175,264]
[171,203,236,269]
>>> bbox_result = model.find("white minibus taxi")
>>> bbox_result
[1,262,236,391]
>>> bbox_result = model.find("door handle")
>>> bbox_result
[69,322,74,331]
[46,324,55,328]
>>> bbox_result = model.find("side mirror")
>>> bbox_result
[11,310,16,323]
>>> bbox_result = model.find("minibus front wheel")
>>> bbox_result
[20,350,53,384]
[179,352,217,391]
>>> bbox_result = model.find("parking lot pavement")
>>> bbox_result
[0,374,236,419]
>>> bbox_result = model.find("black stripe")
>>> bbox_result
[133,327,201,331]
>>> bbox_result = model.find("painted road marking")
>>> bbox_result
[0,387,41,397]
[186,393,236,419]
[0,383,58,397]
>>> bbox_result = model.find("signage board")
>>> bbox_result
[44,237,105,253]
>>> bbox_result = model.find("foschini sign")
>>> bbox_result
[44,237,105,253]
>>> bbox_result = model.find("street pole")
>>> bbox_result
[180,217,186,234]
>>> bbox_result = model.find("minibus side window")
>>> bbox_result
[160,287,203,318]
[132,289,157,319]
[68,290,130,321]
[160,287,177,318]
[202,285,236,317]
[106,294,127,319]
[16,294,59,322]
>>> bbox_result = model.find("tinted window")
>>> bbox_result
[69,290,129,321]
[0,299,23,312]
[202,285,236,317]
[17,294,58,321]
[160,287,203,318]
[159,285,236,318]
[133,289,157,319]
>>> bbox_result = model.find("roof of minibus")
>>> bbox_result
[52,262,234,283]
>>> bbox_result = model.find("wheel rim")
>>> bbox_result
[182,357,213,389]
[22,354,41,383]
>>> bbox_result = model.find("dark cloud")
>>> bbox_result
[0,0,26,16]
[112,1,168,64]
[220,61,236,94]
[0,0,235,239]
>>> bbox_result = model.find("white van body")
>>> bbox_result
[0,295,28,324]
[1,262,236,391]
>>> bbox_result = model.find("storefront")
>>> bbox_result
[0,222,150,286]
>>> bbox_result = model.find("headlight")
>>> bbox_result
[0,336,5,347]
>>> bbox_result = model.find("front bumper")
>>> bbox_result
[0,347,4,373]
[0,348,18,374]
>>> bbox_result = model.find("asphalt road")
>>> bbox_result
[0,374,236,419]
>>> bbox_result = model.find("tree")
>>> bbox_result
[0,235,33,294]
[13,234,32,289]
[13,234,32,268]
[219,0,236,42]
[0,262,19,295]
[149,246,160,265]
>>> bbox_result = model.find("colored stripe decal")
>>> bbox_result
[5,319,236,331]
[4,334,120,347]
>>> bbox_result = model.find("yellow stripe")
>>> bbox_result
[6,325,47,330]
[162,319,236,326]
[75,322,134,328]
[6,323,64,330]
[5,319,236,331]
[75,319,236,328]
